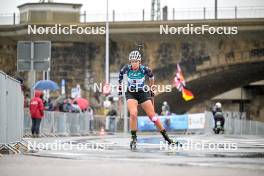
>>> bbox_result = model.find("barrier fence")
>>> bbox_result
[204,111,264,135]
[1,6,264,25]
[137,111,264,135]
[0,71,26,154]
[24,109,264,136]
[24,109,108,137]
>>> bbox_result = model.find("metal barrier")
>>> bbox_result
[137,112,264,135]
[0,71,27,154]
[79,113,90,135]
[40,111,55,137]
[24,110,96,137]
[67,113,80,136]
[105,116,118,132]
[23,109,32,137]
[23,109,264,136]
[54,112,67,136]
[204,111,264,135]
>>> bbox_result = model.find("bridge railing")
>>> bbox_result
[80,6,264,22]
[1,6,264,25]
[0,13,20,25]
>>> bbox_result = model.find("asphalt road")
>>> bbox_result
[1,133,264,176]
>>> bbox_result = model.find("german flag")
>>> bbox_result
[182,87,194,101]
[174,63,195,101]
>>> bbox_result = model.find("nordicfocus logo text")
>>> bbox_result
[28,24,106,35]
[160,24,238,35]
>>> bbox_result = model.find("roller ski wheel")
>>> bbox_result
[170,141,182,147]
[130,139,137,150]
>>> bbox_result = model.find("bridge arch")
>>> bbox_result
[155,58,264,114]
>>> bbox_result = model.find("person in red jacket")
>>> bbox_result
[29,90,44,138]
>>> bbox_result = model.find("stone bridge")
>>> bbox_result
[0,18,263,113]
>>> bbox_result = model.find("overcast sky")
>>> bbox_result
[1,0,263,13]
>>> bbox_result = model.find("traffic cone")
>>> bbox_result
[100,127,105,135]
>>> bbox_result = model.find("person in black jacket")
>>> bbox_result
[212,102,225,129]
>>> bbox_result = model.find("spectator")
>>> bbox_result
[161,101,170,115]
[29,90,44,138]
[58,101,65,112]
[62,99,71,112]
[107,108,117,116]
[71,101,81,113]
[24,93,30,108]
[88,107,94,132]
[45,98,53,111]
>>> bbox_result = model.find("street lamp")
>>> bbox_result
[215,0,218,19]
[105,0,109,84]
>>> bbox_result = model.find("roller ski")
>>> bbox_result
[160,129,182,147]
[130,137,137,150]
[130,131,137,150]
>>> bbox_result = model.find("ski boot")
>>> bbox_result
[160,129,182,147]
[130,131,137,150]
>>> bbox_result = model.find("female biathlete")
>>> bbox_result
[118,50,177,149]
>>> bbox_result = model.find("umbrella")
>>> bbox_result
[76,98,89,110]
[33,80,59,91]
